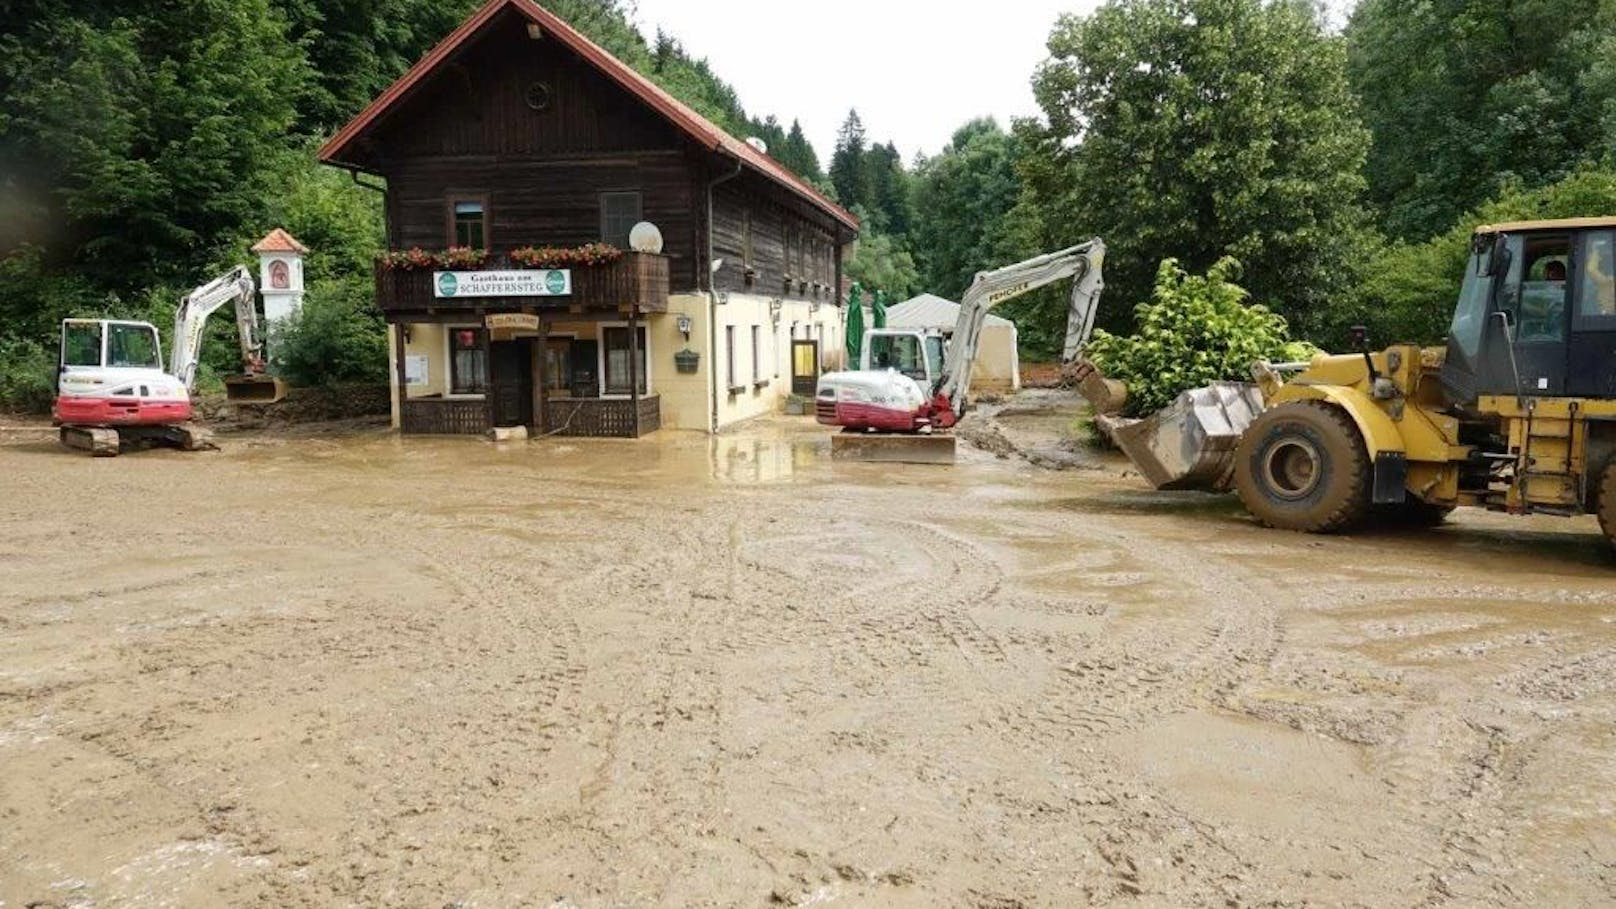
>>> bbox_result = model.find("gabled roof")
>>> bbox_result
[889,294,1016,330]
[318,0,857,233]
[250,228,307,254]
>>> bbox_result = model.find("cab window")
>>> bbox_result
[107,323,162,369]
[1499,234,1569,343]
[1577,230,1616,321]
[868,334,928,382]
[62,322,104,367]
[1449,250,1491,357]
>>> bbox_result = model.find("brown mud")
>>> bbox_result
[2,393,1614,908]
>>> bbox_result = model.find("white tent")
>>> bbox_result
[886,293,1021,392]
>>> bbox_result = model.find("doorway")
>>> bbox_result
[791,339,819,395]
[490,338,534,427]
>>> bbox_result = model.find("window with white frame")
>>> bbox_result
[726,325,737,390]
[449,327,488,395]
[601,326,648,396]
[751,325,761,384]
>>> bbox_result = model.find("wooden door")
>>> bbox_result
[490,339,534,427]
[791,339,819,395]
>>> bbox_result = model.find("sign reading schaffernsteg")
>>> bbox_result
[434,269,572,299]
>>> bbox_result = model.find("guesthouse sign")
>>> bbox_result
[434,269,572,299]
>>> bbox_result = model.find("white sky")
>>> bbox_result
[629,0,1359,163]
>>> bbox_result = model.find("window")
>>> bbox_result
[450,328,488,395]
[602,326,647,396]
[449,199,488,250]
[600,192,643,249]
[1578,231,1616,320]
[62,322,103,367]
[751,325,761,383]
[544,338,573,393]
[1500,234,1569,343]
[726,325,737,390]
[869,334,930,382]
[107,323,161,369]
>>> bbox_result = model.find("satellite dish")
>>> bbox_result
[745,137,768,155]
[628,221,664,254]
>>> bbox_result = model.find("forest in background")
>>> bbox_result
[4,0,1616,410]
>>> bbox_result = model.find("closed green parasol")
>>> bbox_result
[872,289,888,330]
[845,282,865,366]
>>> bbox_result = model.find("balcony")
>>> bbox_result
[375,251,669,316]
[400,395,662,438]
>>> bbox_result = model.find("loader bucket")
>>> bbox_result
[831,431,957,465]
[1096,382,1265,492]
[223,374,287,404]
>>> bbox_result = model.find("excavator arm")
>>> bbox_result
[935,239,1106,418]
[170,266,275,398]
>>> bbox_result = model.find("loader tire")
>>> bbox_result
[1598,463,1616,554]
[1234,401,1372,534]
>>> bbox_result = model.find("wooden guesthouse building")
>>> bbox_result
[319,0,859,437]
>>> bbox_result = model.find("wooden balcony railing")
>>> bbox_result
[375,252,669,315]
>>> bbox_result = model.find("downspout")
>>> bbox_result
[706,156,744,434]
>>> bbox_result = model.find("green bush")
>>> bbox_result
[0,338,60,414]
[1085,258,1311,416]
[272,277,389,388]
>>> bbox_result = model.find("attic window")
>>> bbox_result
[525,82,552,111]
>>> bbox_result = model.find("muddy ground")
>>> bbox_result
[2,395,1615,908]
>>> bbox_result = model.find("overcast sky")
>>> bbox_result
[629,0,1358,163]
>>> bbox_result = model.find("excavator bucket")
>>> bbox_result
[831,431,958,465]
[1092,383,1266,492]
[223,374,287,404]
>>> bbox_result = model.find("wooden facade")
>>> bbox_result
[320,0,858,438]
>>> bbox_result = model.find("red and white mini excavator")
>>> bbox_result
[54,266,286,456]
[815,239,1105,462]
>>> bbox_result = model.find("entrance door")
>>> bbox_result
[490,339,534,427]
[791,339,819,395]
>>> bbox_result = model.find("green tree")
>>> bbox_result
[1,0,304,293]
[845,228,919,299]
[778,119,824,182]
[863,141,913,237]
[1347,0,1616,241]
[910,118,1022,299]
[829,110,870,208]
[1018,0,1371,339]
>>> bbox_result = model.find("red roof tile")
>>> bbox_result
[250,228,308,254]
[318,0,858,233]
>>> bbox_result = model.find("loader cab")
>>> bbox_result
[1441,220,1616,406]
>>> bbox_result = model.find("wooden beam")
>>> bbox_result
[536,318,549,434]
[480,325,494,430]
[393,321,408,432]
[628,306,641,437]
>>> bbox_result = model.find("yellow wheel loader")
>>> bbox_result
[1084,218,1616,552]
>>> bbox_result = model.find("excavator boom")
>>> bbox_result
[938,239,1105,417]
[170,265,284,403]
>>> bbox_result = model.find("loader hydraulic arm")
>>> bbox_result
[935,238,1106,417]
[170,266,264,392]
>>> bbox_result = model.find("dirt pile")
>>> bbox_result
[195,383,389,432]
